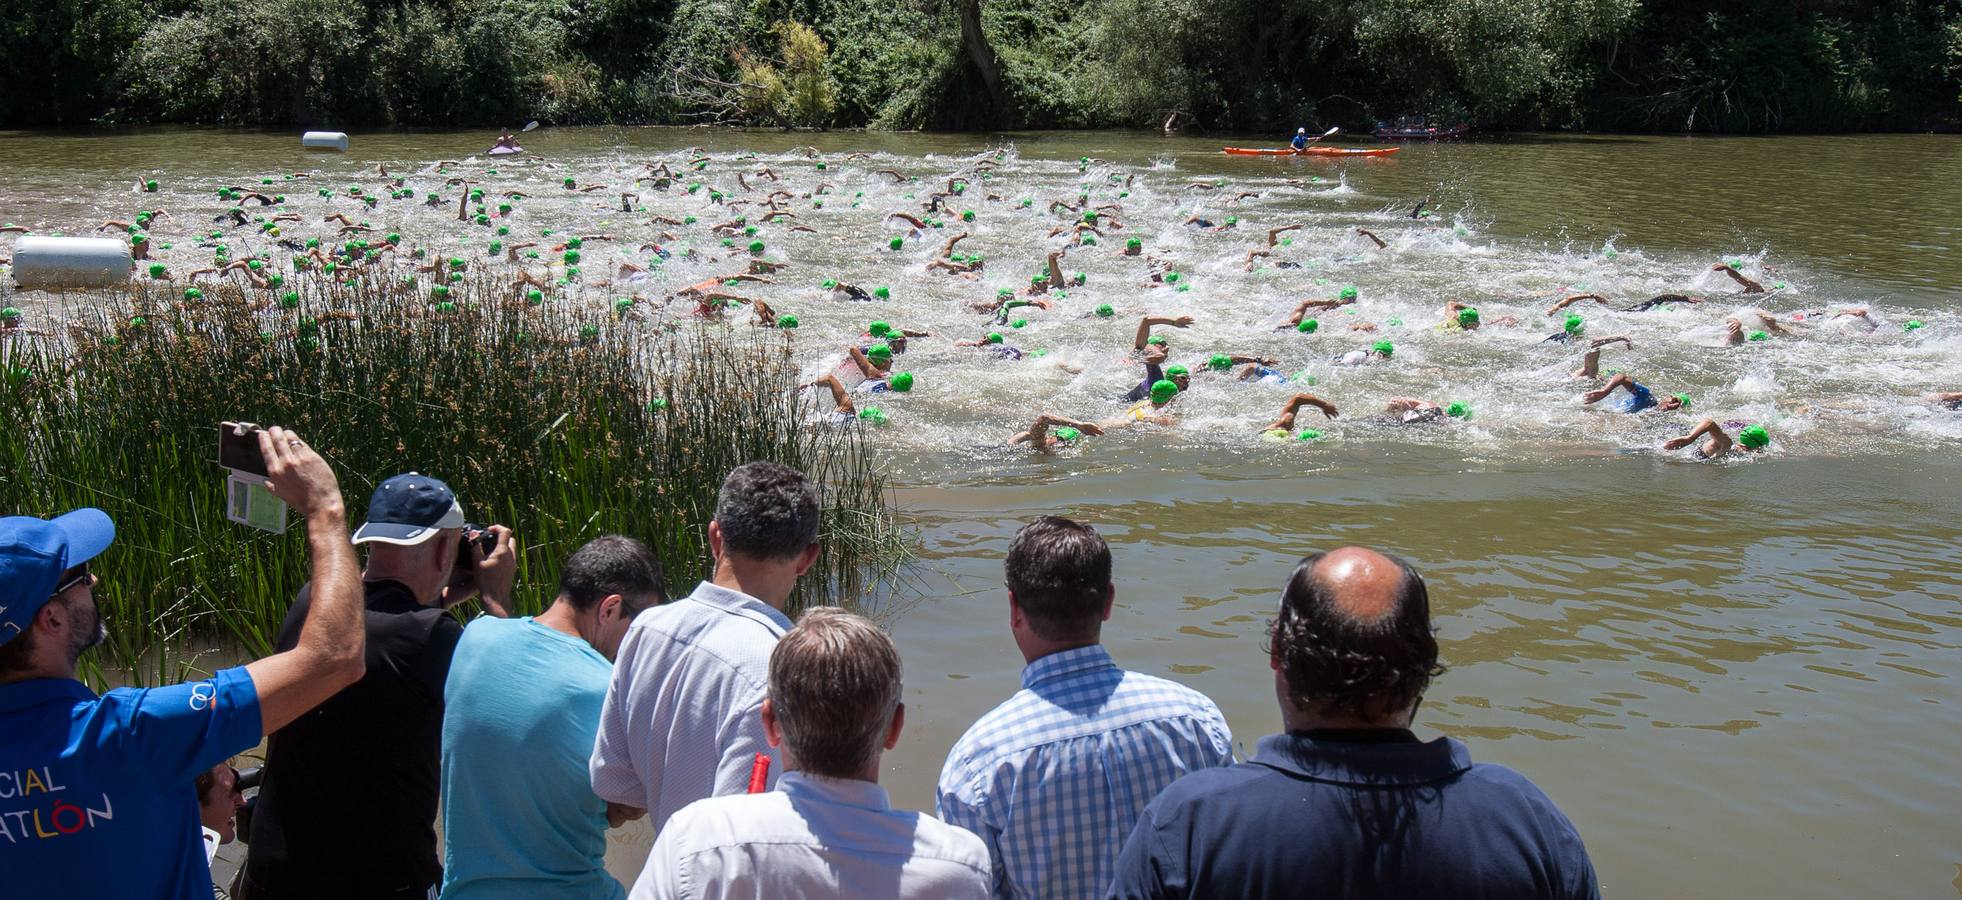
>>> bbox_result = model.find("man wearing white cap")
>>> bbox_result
[0,426,367,900]
[241,473,516,899]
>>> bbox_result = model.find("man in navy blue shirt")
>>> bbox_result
[0,426,366,900]
[1108,547,1599,899]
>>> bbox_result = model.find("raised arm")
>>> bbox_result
[1265,393,1338,430]
[844,346,881,379]
[1663,418,1731,454]
[1544,294,1608,317]
[938,232,968,259]
[1713,263,1766,293]
[1580,373,1637,405]
[1133,314,1195,350]
[800,373,854,414]
[1046,250,1066,289]
[241,428,365,735]
[1355,227,1386,249]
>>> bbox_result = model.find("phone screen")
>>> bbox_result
[218,422,269,476]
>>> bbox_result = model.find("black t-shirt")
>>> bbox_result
[242,579,463,897]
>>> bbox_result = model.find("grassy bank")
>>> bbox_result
[0,276,905,688]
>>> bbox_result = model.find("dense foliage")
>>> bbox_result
[1,0,1958,132]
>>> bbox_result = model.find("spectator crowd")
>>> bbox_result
[0,427,1598,899]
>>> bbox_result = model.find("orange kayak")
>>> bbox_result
[1221,146,1401,157]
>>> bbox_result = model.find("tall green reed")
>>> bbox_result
[0,274,906,688]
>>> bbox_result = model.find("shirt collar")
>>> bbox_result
[687,581,793,633]
[1250,730,1474,788]
[0,677,96,714]
[779,771,891,811]
[1021,644,1117,690]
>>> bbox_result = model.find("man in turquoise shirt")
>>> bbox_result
[440,535,668,899]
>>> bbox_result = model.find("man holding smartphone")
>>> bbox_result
[241,472,518,899]
[0,427,366,900]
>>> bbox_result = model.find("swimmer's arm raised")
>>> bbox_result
[1355,228,1386,249]
[1134,314,1194,350]
[798,374,854,415]
[1663,419,1731,455]
[1544,294,1607,316]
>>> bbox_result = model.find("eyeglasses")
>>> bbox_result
[51,563,91,597]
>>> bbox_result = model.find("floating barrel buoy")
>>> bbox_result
[301,131,350,152]
[12,236,131,289]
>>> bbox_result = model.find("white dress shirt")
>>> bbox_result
[589,581,792,834]
[631,772,992,900]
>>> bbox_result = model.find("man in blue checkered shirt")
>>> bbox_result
[935,516,1233,899]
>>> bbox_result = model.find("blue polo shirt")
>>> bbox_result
[0,666,262,899]
[1108,730,1599,899]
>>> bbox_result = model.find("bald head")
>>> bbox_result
[1270,547,1442,723]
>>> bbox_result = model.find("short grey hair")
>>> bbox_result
[768,607,902,778]
[714,461,821,561]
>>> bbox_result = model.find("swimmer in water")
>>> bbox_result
[798,374,863,426]
[1280,288,1360,330]
[1335,340,1395,366]
[1383,398,1449,425]
[1724,310,1794,345]
[1122,345,1190,402]
[954,331,1025,360]
[1544,294,1608,317]
[1663,419,1770,458]
[1928,392,1962,409]
[844,344,895,390]
[1260,392,1339,432]
[1620,294,1703,312]
[1443,301,1518,331]
[1581,374,1688,414]
[1711,262,1765,293]
[1109,379,1181,428]
[1009,413,1104,450]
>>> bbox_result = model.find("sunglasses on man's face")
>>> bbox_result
[52,563,92,597]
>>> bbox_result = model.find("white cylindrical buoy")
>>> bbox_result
[12,236,131,290]
[301,131,350,152]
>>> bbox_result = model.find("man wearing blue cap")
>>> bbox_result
[242,472,516,899]
[0,426,367,900]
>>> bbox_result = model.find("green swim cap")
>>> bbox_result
[1905,319,1925,331]
[867,343,893,361]
[1149,379,1179,404]
[748,240,765,254]
[648,397,669,411]
[1164,272,1181,284]
[869,321,893,337]
[1126,238,1142,251]
[614,297,635,313]
[962,210,975,222]
[858,406,888,424]
[823,279,839,290]
[986,332,1004,344]
[247,259,263,271]
[0,307,19,322]
[130,231,147,244]
[1445,402,1471,419]
[148,263,167,278]
[889,236,904,250]
[889,372,915,392]
[1339,285,1358,301]
[1073,271,1087,285]
[1096,303,1114,317]
[1457,307,1480,327]
[435,301,456,313]
[282,291,300,308]
[1748,330,1768,342]
[1298,318,1319,334]
[1165,365,1189,378]
[1564,314,1584,335]
[1145,335,1168,347]
[1082,211,1097,225]
[527,288,544,305]
[1053,426,1082,442]
[874,286,890,299]
[489,241,503,255]
[1297,429,1322,441]
[497,226,510,236]
[1207,353,1232,371]
[1011,318,1028,329]
[1372,339,1395,356]
[183,288,203,302]
[580,324,600,340]
[431,285,450,300]
[816,161,827,170]
[1738,425,1770,448]
[563,250,581,265]
[777,314,799,328]
[144,180,158,191]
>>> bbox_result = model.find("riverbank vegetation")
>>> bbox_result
[3,1,1959,131]
[0,279,904,687]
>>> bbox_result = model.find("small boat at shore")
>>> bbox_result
[1221,146,1401,157]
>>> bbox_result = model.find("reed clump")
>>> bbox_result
[0,275,905,687]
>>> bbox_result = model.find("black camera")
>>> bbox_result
[455,524,497,568]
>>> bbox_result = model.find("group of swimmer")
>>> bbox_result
[2,138,1953,462]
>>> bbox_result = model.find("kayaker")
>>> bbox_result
[491,129,520,152]
[1290,128,1309,151]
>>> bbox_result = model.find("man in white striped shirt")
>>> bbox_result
[936,516,1234,899]
[589,461,822,834]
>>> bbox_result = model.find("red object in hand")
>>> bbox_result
[747,753,771,793]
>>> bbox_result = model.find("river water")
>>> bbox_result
[3,128,1958,896]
